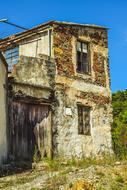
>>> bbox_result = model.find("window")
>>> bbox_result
[76,41,90,74]
[77,105,91,135]
[4,47,19,71]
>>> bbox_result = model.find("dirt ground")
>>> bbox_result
[0,158,127,190]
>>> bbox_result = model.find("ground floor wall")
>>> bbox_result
[0,59,7,165]
[52,83,113,158]
[8,80,53,161]
[8,78,113,160]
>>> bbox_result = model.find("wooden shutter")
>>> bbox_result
[78,105,91,135]
[83,107,90,135]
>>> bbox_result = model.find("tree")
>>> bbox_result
[112,90,127,158]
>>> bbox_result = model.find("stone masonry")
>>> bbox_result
[52,22,112,158]
[0,21,113,159]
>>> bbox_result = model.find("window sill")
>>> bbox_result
[76,70,91,75]
[78,133,91,136]
[75,72,91,80]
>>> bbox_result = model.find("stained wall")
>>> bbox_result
[52,24,113,157]
[0,22,113,159]
[0,54,7,164]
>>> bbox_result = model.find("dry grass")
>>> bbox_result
[0,156,127,190]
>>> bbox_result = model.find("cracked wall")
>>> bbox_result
[8,55,56,160]
[53,24,110,88]
[52,23,112,158]
[52,82,112,158]
[9,54,55,101]
[0,22,113,159]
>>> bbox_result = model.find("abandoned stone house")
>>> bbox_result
[0,52,7,164]
[0,20,113,161]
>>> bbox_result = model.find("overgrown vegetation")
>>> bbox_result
[1,90,127,190]
[1,157,127,190]
[112,90,127,158]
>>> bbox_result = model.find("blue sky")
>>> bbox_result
[0,0,127,92]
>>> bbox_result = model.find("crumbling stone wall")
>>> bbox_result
[8,54,56,160]
[1,21,112,159]
[53,24,109,88]
[52,23,112,158]
[9,54,56,101]
[52,80,112,158]
[93,52,106,87]
[53,25,74,76]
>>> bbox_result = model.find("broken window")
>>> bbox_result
[76,41,90,74]
[77,105,91,135]
[4,47,19,71]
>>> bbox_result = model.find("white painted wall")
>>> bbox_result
[19,30,53,57]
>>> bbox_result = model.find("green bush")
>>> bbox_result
[112,90,127,159]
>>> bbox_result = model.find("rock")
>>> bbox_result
[115,161,121,165]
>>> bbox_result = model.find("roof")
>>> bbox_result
[0,20,108,49]
[54,21,108,29]
[0,20,54,48]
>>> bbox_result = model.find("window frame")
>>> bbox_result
[76,40,91,75]
[77,104,91,135]
[4,46,19,71]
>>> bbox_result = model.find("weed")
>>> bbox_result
[96,171,105,177]
[69,182,73,188]
[33,146,40,163]
[45,172,67,189]
[115,175,124,183]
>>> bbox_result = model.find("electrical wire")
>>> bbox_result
[3,20,28,30]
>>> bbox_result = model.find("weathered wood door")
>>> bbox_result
[9,101,52,161]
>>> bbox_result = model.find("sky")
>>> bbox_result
[0,0,127,92]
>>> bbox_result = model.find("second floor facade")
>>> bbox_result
[0,20,111,94]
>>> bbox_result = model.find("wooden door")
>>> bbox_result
[9,101,52,161]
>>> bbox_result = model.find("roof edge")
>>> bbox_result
[0,20,108,47]
[0,20,54,44]
[53,20,108,30]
